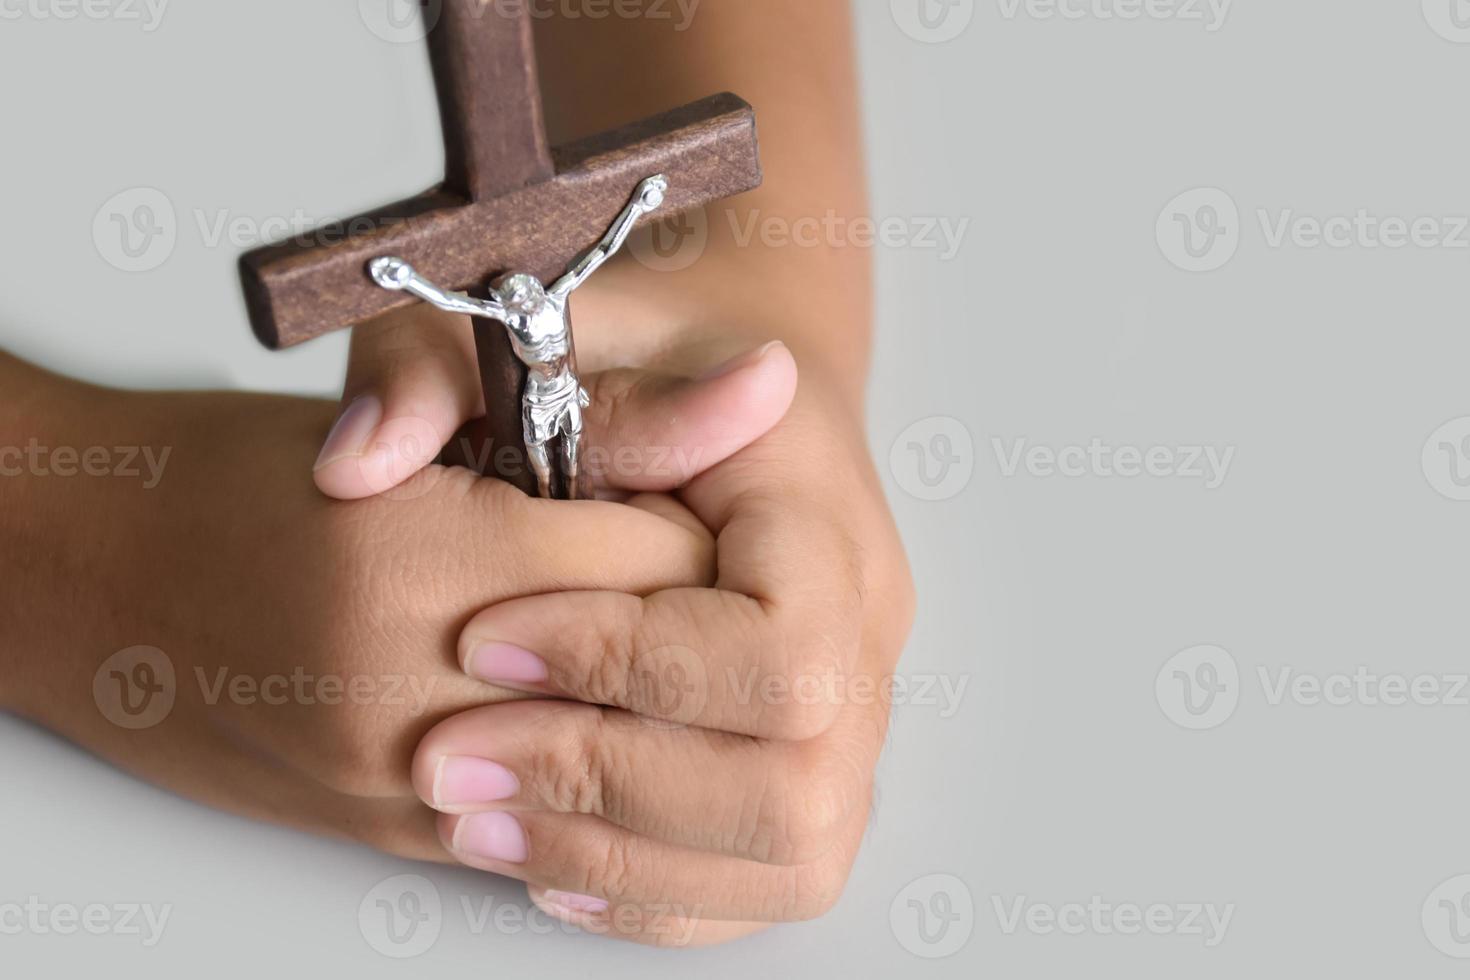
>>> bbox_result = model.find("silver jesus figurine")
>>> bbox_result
[368,174,668,500]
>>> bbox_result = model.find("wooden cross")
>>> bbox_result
[239,0,761,497]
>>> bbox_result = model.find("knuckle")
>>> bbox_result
[758,604,862,740]
[762,694,843,743]
[537,714,610,817]
[590,834,641,900]
[581,599,643,708]
[783,860,855,922]
[757,747,860,866]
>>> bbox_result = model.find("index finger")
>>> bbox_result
[454,400,872,740]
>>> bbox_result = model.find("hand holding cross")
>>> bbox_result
[238,0,760,498]
[367,174,670,498]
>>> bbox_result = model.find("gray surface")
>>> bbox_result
[4,0,1470,975]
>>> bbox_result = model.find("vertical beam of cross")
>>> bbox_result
[238,0,763,499]
[431,0,567,495]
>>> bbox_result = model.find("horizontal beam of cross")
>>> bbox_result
[241,93,759,350]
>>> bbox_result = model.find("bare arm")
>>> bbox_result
[550,174,668,299]
[535,0,871,397]
[368,257,507,321]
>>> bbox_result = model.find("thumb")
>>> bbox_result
[581,341,798,493]
[312,305,483,501]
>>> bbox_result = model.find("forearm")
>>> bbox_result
[536,0,873,404]
[0,353,74,715]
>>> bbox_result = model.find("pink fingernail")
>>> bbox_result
[542,890,609,915]
[433,756,519,807]
[466,643,548,686]
[453,812,528,864]
[314,395,382,469]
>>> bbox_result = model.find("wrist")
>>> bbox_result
[0,355,138,719]
[0,354,62,713]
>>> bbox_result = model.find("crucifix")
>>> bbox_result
[239,0,761,498]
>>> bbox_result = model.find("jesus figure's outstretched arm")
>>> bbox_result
[368,257,507,321]
[549,174,668,299]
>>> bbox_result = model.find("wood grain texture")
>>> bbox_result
[239,93,760,350]
[428,0,553,199]
[239,3,761,499]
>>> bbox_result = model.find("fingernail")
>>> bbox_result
[452,811,528,864]
[696,341,784,381]
[433,756,519,807]
[541,890,609,916]
[465,643,548,686]
[314,395,382,469]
